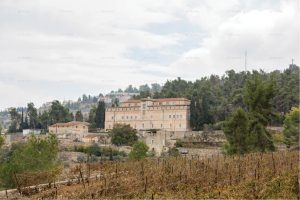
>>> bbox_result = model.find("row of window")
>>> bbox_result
[111,114,184,120]
[107,106,189,111]
[108,123,183,129]
[53,126,86,129]
[127,101,182,107]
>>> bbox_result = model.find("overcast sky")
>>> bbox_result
[0,0,299,109]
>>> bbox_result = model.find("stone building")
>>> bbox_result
[48,121,89,140]
[105,98,191,131]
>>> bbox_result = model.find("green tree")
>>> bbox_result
[129,141,149,160]
[49,101,73,124]
[0,134,61,188]
[168,147,179,157]
[111,124,138,146]
[95,101,105,129]
[75,110,83,122]
[8,108,21,133]
[283,107,299,148]
[38,111,49,132]
[223,108,250,154]
[0,135,4,149]
[244,73,275,152]
[88,106,97,131]
[27,103,38,129]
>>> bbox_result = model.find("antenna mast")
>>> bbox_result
[244,51,247,71]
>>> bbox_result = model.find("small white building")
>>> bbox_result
[22,129,42,136]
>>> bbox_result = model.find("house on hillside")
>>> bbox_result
[48,121,90,140]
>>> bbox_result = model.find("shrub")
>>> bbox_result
[0,134,62,188]
[111,124,138,146]
[129,141,149,160]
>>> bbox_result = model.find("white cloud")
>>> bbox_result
[0,0,298,109]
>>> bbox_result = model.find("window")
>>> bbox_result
[142,123,144,128]
[151,139,154,144]
[122,116,124,119]
[169,115,171,118]
[111,116,114,119]
[76,126,78,128]
[173,115,175,118]
[179,124,181,128]
[161,124,163,128]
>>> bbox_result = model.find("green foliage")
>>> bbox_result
[223,108,250,154]
[75,110,83,122]
[27,102,38,129]
[168,147,179,157]
[73,144,126,159]
[283,107,300,148]
[0,134,61,188]
[8,108,21,133]
[88,101,106,130]
[152,66,299,129]
[175,140,183,147]
[223,73,276,154]
[111,124,138,146]
[129,141,149,160]
[88,106,97,131]
[49,100,73,124]
[245,73,275,152]
[95,101,106,129]
[0,135,4,148]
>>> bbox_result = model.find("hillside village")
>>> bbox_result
[0,65,299,199]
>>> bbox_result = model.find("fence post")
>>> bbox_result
[271,152,275,174]
[79,168,85,188]
[144,176,148,194]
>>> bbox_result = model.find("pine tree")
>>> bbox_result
[75,110,83,122]
[223,108,250,154]
[244,72,275,152]
[95,101,106,129]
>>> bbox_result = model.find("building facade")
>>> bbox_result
[105,98,191,131]
[48,121,89,139]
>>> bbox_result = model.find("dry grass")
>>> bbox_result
[27,151,300,199]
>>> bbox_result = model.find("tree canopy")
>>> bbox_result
[139,65,299,130]
[111,124,138,146]
[129,141,149,160]
[223,73,276,154]
[0,134,61,188]
[283,107,299,148]
[75,110,83,122]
